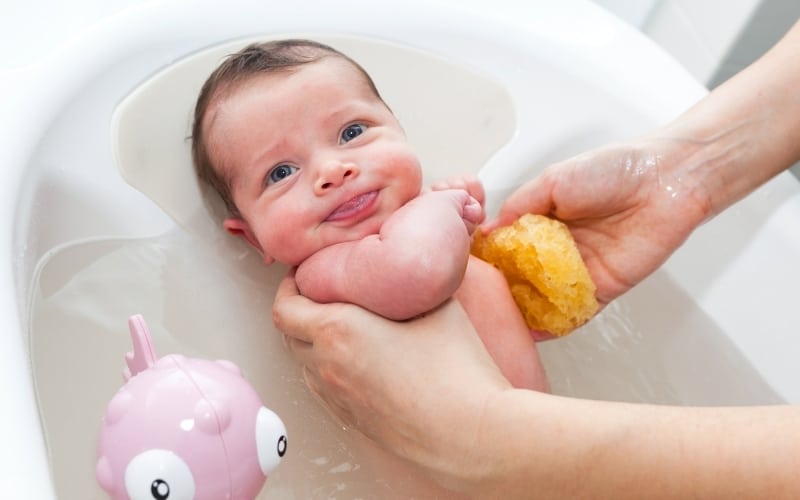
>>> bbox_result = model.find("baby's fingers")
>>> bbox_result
[432,175,485,206]
[462,196,485,233]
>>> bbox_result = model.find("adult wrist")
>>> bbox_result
[649,115,759,225]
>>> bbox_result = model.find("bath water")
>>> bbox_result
[27,227,781,499]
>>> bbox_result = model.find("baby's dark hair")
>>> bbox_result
[191,39,383,217]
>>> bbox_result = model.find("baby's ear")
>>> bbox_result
[223,218,275,264]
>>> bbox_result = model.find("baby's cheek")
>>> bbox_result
[259,219,311,266]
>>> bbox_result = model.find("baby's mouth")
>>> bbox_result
[326,190,378,222]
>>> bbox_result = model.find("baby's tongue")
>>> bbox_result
[327,192,374,221]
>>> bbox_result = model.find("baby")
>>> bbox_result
[191,39,547,391]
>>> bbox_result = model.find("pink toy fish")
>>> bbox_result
[96,315,286,499]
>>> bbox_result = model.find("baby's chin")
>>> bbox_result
[275,218,386,266]
[329,216,385,243]
[334,213,388,240]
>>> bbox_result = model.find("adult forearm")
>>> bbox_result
[455,390,800,499]
[657,20,800,220]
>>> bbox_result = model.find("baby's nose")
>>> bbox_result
[314,160,359,195]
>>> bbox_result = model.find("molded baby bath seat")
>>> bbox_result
[4,1,800,498]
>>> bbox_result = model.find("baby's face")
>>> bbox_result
[206,57,422,265]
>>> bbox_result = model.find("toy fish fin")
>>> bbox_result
[123,314,159,381]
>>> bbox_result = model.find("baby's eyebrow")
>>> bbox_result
[322,97,378,125]
[246,136,291,173]
[321,106,359,128]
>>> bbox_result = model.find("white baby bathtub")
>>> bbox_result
[4,0,800,498]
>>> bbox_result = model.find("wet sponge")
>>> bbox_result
[471,214,598,336]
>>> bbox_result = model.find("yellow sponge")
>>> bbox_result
[471,214,598,336]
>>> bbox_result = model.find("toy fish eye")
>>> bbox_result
[256,407,288,475]
[125,449,195,500]
[150,479,169,499]
[277,435,288,457]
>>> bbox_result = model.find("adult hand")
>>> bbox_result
[486,137,712,306]
[272,271,512,487]
[489,16,800,308]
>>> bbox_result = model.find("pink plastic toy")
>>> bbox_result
[96,314,287,499]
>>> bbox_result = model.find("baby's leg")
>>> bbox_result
[455,256,549,392]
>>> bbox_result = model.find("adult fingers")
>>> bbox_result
[283,332,314,364]
[272,270,322,344]
[483,170,556,233]
[530,329,558,342]
[284,335,356,427]
[302,366,357,429]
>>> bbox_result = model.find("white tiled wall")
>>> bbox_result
[707,0,800,86]
[592,0,800,179]
[592,0,799,87]
[645,0,761,84]
[586,0,661,27]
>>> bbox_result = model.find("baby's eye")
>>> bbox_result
[339,123,366,144]
[267,164,298,185]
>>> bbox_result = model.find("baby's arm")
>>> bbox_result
[295,189,483,320]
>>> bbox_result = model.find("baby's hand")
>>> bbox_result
[431,175,486,208]
[429,188,484,235]
[461,193,484,234]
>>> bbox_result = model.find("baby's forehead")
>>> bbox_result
[203,54,382,166]
[234,55,377,101]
